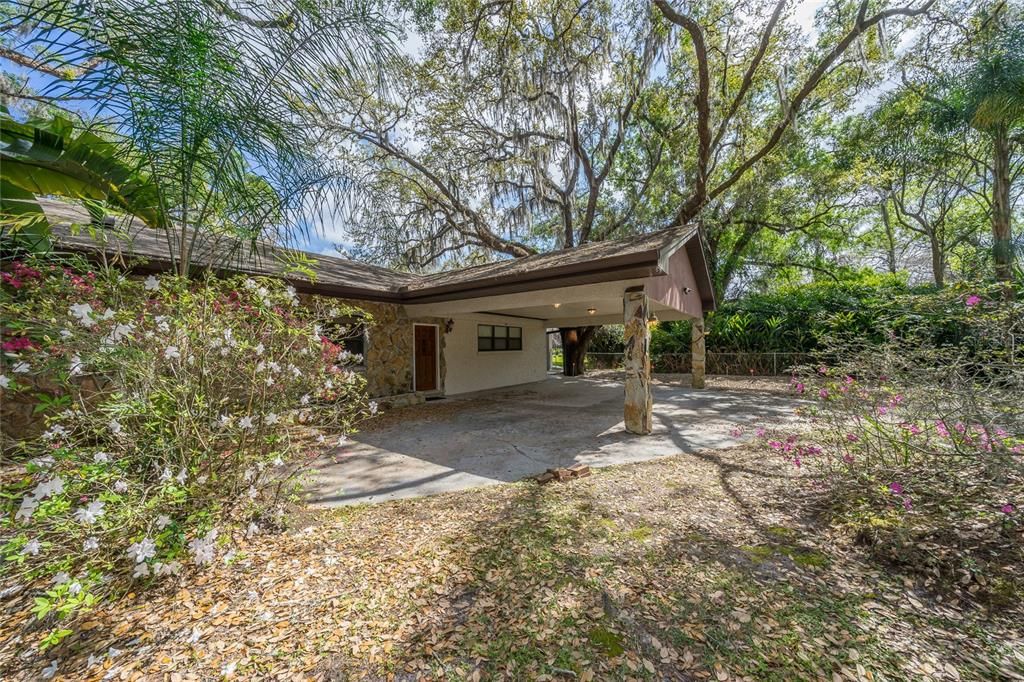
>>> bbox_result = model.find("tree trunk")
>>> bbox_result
[992,124,1015,298]
[880,201,898,274]
[929,232,945,288]
[559,326,597,377]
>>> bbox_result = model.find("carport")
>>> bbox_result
[401,225,716,434]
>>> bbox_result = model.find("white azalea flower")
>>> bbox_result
[219,413,231,427]
[127,537,156,563]
[247,486,258,499]
[300,394,310,406]
[222,661,237,677]
[16,496,38,521]
[29,455,55,470]
[60,329,73,338]
[264,412,279,426]
[368,401,379,416]
[42,424,68,441]
[93,451,110,464]
[12,361,29,374]
[52,572,71,586]
[99,308,116,320]
[144,275,160,291]
[156,515,172,530]
[246,522,260,538]
[132,563,150,579]
[253,342,265,355]
[70,302,95,327]
[108,419,123,435]
[22,539,41,556]
[316,434,326,444]
[188,529,218,565]
[113,480,129,493]
[164,345,181,360]
[107,646,122,658]
[0,374,10,389]
[159,467,172,482]
[337,434,348,447]
[197,474,209,485]
[106,322,135,343]
[33,476,64,499]
[42,660,58,680]
[74,500,105,524]
[238,415,254,429]
[154,561,181,576]
[68,581,83,596]
[69,355,84,376]
[154,315,170,333]
[176,468,187,485]
[272,456,284,467]
[83,537,99,552]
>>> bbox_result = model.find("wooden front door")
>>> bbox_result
[414,325,437,392]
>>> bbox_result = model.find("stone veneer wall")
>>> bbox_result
[341,300,447,398]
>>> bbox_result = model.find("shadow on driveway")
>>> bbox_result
[306,374,802,506]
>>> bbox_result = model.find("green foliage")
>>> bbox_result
[761,282,1023,596]
[0,256,370,647]
[2,0,398,272]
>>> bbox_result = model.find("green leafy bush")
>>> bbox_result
[761,283,1023,598]
[0,257,370,648]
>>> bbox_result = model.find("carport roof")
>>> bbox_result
[39,200,715,310]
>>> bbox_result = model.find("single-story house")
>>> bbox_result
[39,201,715,434]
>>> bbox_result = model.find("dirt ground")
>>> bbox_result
[3,424,1020,680]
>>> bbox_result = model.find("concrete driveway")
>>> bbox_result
[306,374,801,506]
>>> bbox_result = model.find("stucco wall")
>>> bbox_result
[442,314,548,395]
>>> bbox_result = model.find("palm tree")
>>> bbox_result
[932,18,1023,294]
[1,0,398,274]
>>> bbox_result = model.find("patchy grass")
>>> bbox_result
[2,443,1021,681]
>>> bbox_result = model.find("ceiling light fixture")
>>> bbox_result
[587,307,596,315]
[553,303,561,308]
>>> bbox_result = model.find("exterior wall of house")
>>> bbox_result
[442,314,548,395]
[347,300,447,398]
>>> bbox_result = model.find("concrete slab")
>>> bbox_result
[305,375,802,506]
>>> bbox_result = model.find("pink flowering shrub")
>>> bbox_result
[764,284,1023,596]
[0,257,370,649]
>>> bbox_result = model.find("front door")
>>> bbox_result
[414,325,437,392]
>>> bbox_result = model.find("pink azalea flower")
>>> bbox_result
[842,454,854,464]
[902,497,913,511]
[818,388,829,399]
[846,433,859,442]
[1001,503,1016,515]
[795,382,805,394]
[965,294,981,307]
[935,421,949,438]
[729,427,743,438]
[877,405,888,416]
[888,482,904,495]
[755,427,766,438]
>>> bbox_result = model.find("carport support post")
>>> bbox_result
[623,287,652,434]
[691,316,706,389]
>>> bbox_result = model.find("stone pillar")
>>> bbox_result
[691,316,706,389]
[623,287,652,434]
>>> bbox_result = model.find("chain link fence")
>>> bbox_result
[583,352,813,376]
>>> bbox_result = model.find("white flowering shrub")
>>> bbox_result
[0,257,370,649]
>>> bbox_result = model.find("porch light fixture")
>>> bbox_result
[552,303,561,308]
[682,287,693,294]
[444,318,455,333]
[587,307,596,315]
